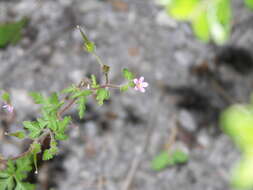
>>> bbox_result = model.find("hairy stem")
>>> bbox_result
[1,130,50,164]
[0,81,121,165]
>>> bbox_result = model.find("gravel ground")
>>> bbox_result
[0,0,253,190]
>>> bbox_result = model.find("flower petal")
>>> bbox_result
[139,76,144,82]
[8,107,14,113]
[140,87,145,93]
[2,105,8,108]
[134,86,139,91]
[3,104,14,113]
[142,82,148,87]
[133,79,138,84]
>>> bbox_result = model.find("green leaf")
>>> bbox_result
[77,25,96,53]
[55,116,71,140]
[0,177,15,190]
[172,150,189,163]
[6,160,15,173]
[58,116,71,132]
[220,105,253,152]
[42,149,54,161]
[208,4,229,45]
[15,182,35,190]
[166,0,199,20]
[32,143,41,154]
[49,140,58,155]
[120,85,129,92]
[128,81,135,88]
[55,133,68,141]
[159,0,172,6]
[231,154,253,190]
[91,75,99,88]
[43,140,58,160]
[151,150,188,171]
[85,41,96,53]
[43,100,64,115]
[2,92,10,102]
[0,18,28,48]
[48,118,58,131]
[61,84,77,94]
[151,151,173,171]
[29,92,44,104]
[16,157,32,181]
[96,88,110,105]
[37,118,48,129]
[192,12,210,42]
[0,172,10,178]
[0,156,35,190]
[220,96,253,190]
[71,90,92,99]
[61,116,72,127]
[217,0,231,25]
[49,92,59,105]
[8,131,26,139]
[77,96,87,119]
[122,68,134,80]
[163,0,231,44]
[245,0,253,9]
[23,121,42,139]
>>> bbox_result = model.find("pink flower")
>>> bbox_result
[133,77,149,93]
[2,103,14,113]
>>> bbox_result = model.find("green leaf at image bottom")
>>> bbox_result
[0,157,35,190]
[151,150,189,171]
[220,105,253,151]
[231,154,253,190]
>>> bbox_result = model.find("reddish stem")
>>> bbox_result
[0,82,121,165]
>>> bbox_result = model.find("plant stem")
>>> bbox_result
[92,52,104,67]
[1,130,50,164]
[0,81,121,165]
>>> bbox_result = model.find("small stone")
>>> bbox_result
[85,121,98,137]
[174,51,193,66]
[156,11,177,28]
[78,0,102,13]
[50,51,66,66]
[69,126,80,139]
[197,130,211,147]
[178,110,197,132]
[110,0,129,12]
[1,143,20,157]
[68,70,84,84]
[11,89,34,109]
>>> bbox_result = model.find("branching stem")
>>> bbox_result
[0,81,121,166]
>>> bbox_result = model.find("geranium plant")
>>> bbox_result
[0,26,148,190]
